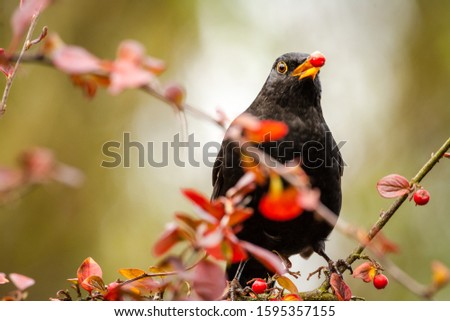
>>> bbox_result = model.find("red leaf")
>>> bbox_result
[444,152,450,159]
[352,262,377,283]
[104,282,122,301]
[376,174,410,198]
[241,241,286,275]
[330,273,352,301]
[197,225,224,249]
[259,187,303,221]
[9,273,35,291]
[181,188,224,221]
[77,257,102,292]
[192,260,227,300]
[153,223,182,256]
[245,120,289,142]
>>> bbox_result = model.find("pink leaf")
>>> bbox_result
[330,273,352,301]
[192,260,227,300]
[0,168,23,193]
[117,40,145,64]
[376,174,410,198]
[52,46,101,74]
[240,241,286,275]
[0,272,10,284]
[9,273,35,291]
[107,40,156,95]
[108,60,153,95]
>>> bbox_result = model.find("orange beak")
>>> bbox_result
[291,51,326,80]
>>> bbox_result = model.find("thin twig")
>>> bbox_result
[118,252,208,289]
[0,12,41,117]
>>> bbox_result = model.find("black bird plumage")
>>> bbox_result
[211,52,344,285]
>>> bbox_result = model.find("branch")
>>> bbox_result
[346,136,450,267]
[310,137,450,299]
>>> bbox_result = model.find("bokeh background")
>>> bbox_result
[0,0,449,300]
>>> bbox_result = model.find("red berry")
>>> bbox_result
[309,51,326,67]
[373,274,389,289]
[413,189,430,206]
[251,278,268,294]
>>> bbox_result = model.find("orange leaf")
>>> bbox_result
[228,208,253,227]
[77,257,102,291]
[352,262,377,283]
[81,275,106,294]
[330,273,352,301]
[431,260,450,287]
[275,275,299,294]
[71,73,109,98]
[175,212,200,230]
[281,293,302,301]
[118,268,146,280]
[376,174,410,198]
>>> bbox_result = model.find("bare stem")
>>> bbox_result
[0,13,41,118]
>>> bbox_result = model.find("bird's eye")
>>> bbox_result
[276,61,288,74]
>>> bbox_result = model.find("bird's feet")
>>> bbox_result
[316,248,353,276]
[328,259,353,276]
[273,250,301,278]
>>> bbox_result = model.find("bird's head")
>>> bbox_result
[264,51,325,108]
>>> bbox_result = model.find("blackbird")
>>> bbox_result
[211,52,344,285]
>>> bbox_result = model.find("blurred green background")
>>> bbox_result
[0,0,449,300]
